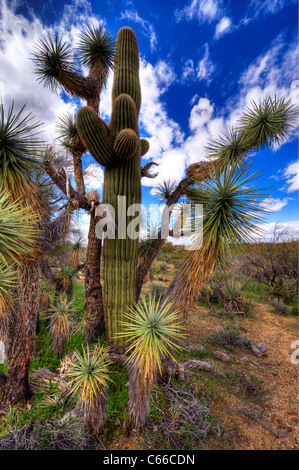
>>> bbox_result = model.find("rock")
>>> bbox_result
[212,350,231,362]
[0,340,5,364]
[184,360,212,371]
[251,342,268,357]
[185,343,205,351]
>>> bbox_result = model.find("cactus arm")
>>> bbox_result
[114,129,138,160]
[140,138,150,157]
[76,106,115,169]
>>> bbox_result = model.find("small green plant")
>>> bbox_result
[159,261,168,273]
[119,295,185,429]
[39,283,54,311]
[45,294,76,354]
[62,345,112,435]
[149,282,166,298]
[69,236,84,269]
[225,370,268,403]
[56,265,76,299]
[269,298,292,316]
[212,325,251,350]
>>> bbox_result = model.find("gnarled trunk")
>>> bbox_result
[3,261,39,404]
[84,212,105,338]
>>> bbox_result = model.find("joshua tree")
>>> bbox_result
[0,104,73,403]
[163,160,268,318]
[63,345,112,435]
[46,293,75,354]
[33,25,115,337]
[56,264,76,300]
[69,236,84,269]
[162,97,299,317]
[119,295,184,429]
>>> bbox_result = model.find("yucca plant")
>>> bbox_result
[0,103,51,404]
[0,191,38,264]
[72,307,97,342]
[78,24,115,87]
[39,283,54,311]
[119,296,185,429]
[164,160,268,319]
[46,293,75,354]
[56,264,76,299]
[0,263,17,330]
[56,112,86,196]
[69,236,84,269]
[62,345,112,434]
[152,180,177,203]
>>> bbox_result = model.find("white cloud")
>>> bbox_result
[260,197,294,212]
[214,16,232,39]
[0,0,101,143]
[175,0,222,23]
[182,44,216,84]
[197,43,215,83]
[256,220,299,238]
[249,0,296,16]
[83,163,104,191]
[182,59,196,80]
[120,10,157,51]
[282,161,299,193]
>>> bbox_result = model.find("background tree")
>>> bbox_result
[0,104,73,403]
[33,25,115,337]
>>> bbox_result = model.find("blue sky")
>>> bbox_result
[0,0,298,240]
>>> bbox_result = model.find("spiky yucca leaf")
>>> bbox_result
[46,293,75,354]
[56,265,76,298]
[62,345,112,434]
[32,35,84,96]
[0,192,38,263]
[69,236,84,268]
[187,160,268,255]
[204,96,298,168]
[78,25,115,75]
[118,296,185,428]
[0,263,17,328]
[64,345,112,402]
[152,180,177,202]
[121,296,185,371]
[56,112,84,153]
[165,160,268,320]
[0,103,42,181]
[205,128,249,168]
[239,96,299,150]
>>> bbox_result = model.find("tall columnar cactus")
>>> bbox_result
[77,27,149,348]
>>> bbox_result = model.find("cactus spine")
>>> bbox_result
[77,27,148,349]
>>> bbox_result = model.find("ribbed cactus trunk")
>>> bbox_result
[77,28,147,349]
[103,28,141,349]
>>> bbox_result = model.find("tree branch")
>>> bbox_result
[44,160,91,211]
[141,161,159,179]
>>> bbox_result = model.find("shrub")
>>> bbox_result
[269,277,298,303]
[45,294,76,354]
[269,298,292,316]
[212,325,251,349]
[159,261,168,273]
[150,282,166,298]
[119,295,185,429]
[62,345,112,435]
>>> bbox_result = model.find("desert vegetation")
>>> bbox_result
[0,24,298,450]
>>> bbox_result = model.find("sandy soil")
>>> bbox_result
[187,302,298,450]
